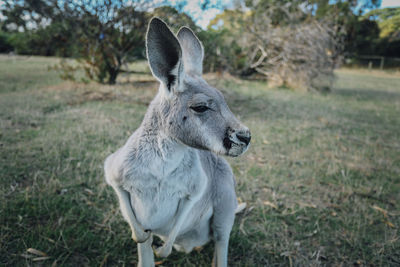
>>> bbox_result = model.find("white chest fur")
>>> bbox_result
[120,137,208,231]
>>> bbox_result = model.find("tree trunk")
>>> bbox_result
[108,68,119,85]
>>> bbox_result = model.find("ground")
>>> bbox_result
[1,55,399,266]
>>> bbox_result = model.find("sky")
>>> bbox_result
[176,0,233,29]
[381,0,400,8]
[183,0,400,29]
[151,0,233,29]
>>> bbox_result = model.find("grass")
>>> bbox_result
[1,56,399,266]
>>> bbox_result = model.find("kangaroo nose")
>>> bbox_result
[236,131,251,146]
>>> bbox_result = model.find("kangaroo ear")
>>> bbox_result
[177,27,204,76]
[146,17,183,92]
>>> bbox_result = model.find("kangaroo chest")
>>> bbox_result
[121,149,208,231]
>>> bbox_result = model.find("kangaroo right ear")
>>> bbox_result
[146,17,183,92]
[177,27,204,76]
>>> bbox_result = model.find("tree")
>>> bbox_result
[202,0,383,91]
[366,7,400,40]
[1,0,150,84]
[201,10,249,73]
[245,2,343,91]
[68,3,149,84]
[306,0,382,57]
[204,1,343,91]
[0,30,13,53]
[363,7,400,57]
[346,18,380,56]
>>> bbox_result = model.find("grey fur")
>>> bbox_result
[104,18,251,267]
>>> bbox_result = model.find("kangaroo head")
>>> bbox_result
[146,18,251,157]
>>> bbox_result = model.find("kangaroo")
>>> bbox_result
[104,18,251,267]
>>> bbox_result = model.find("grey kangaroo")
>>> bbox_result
[104,18,251,267]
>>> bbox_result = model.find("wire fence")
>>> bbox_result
[344,55,400,70]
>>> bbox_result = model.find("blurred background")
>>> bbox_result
[1,0,399,266]
[1,0,400,89]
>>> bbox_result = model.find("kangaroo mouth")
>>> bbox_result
[223,136,234,150]
[223,138,249,157]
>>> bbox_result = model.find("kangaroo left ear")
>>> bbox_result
[177,27,204,76]
[146,17,184,92]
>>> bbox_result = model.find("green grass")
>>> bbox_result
[1,56,399,266]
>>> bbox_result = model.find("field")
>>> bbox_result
[1,55,399,266]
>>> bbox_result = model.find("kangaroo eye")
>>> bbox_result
[190,105,209,113]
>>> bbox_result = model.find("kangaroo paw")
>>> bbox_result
[153,244,172,258]
[132,229,151,243]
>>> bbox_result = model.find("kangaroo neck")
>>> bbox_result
[140,92,189,161]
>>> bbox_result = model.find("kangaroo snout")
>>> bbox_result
[235,130,251,146]
[224,127,251,157]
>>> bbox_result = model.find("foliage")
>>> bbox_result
[199,0,396,90]
[363,7,400,57]
[1,0,399,87]
[0,1,207,84]
[0,31,13,53]
[249,2,343,91]
[3,25,79,56]
[6,32,31,54]
[345,18,381,56]
[364,7,400,39]
[201,10,249,74]
[204,2,344,91]
[1,0,151,84]
[311,3,400,58]
[69,4,149,84]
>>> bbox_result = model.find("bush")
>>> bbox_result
[203,6,343,91]
[6,32,33,55]
[198,29,245,73]
[0,31,13,53]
